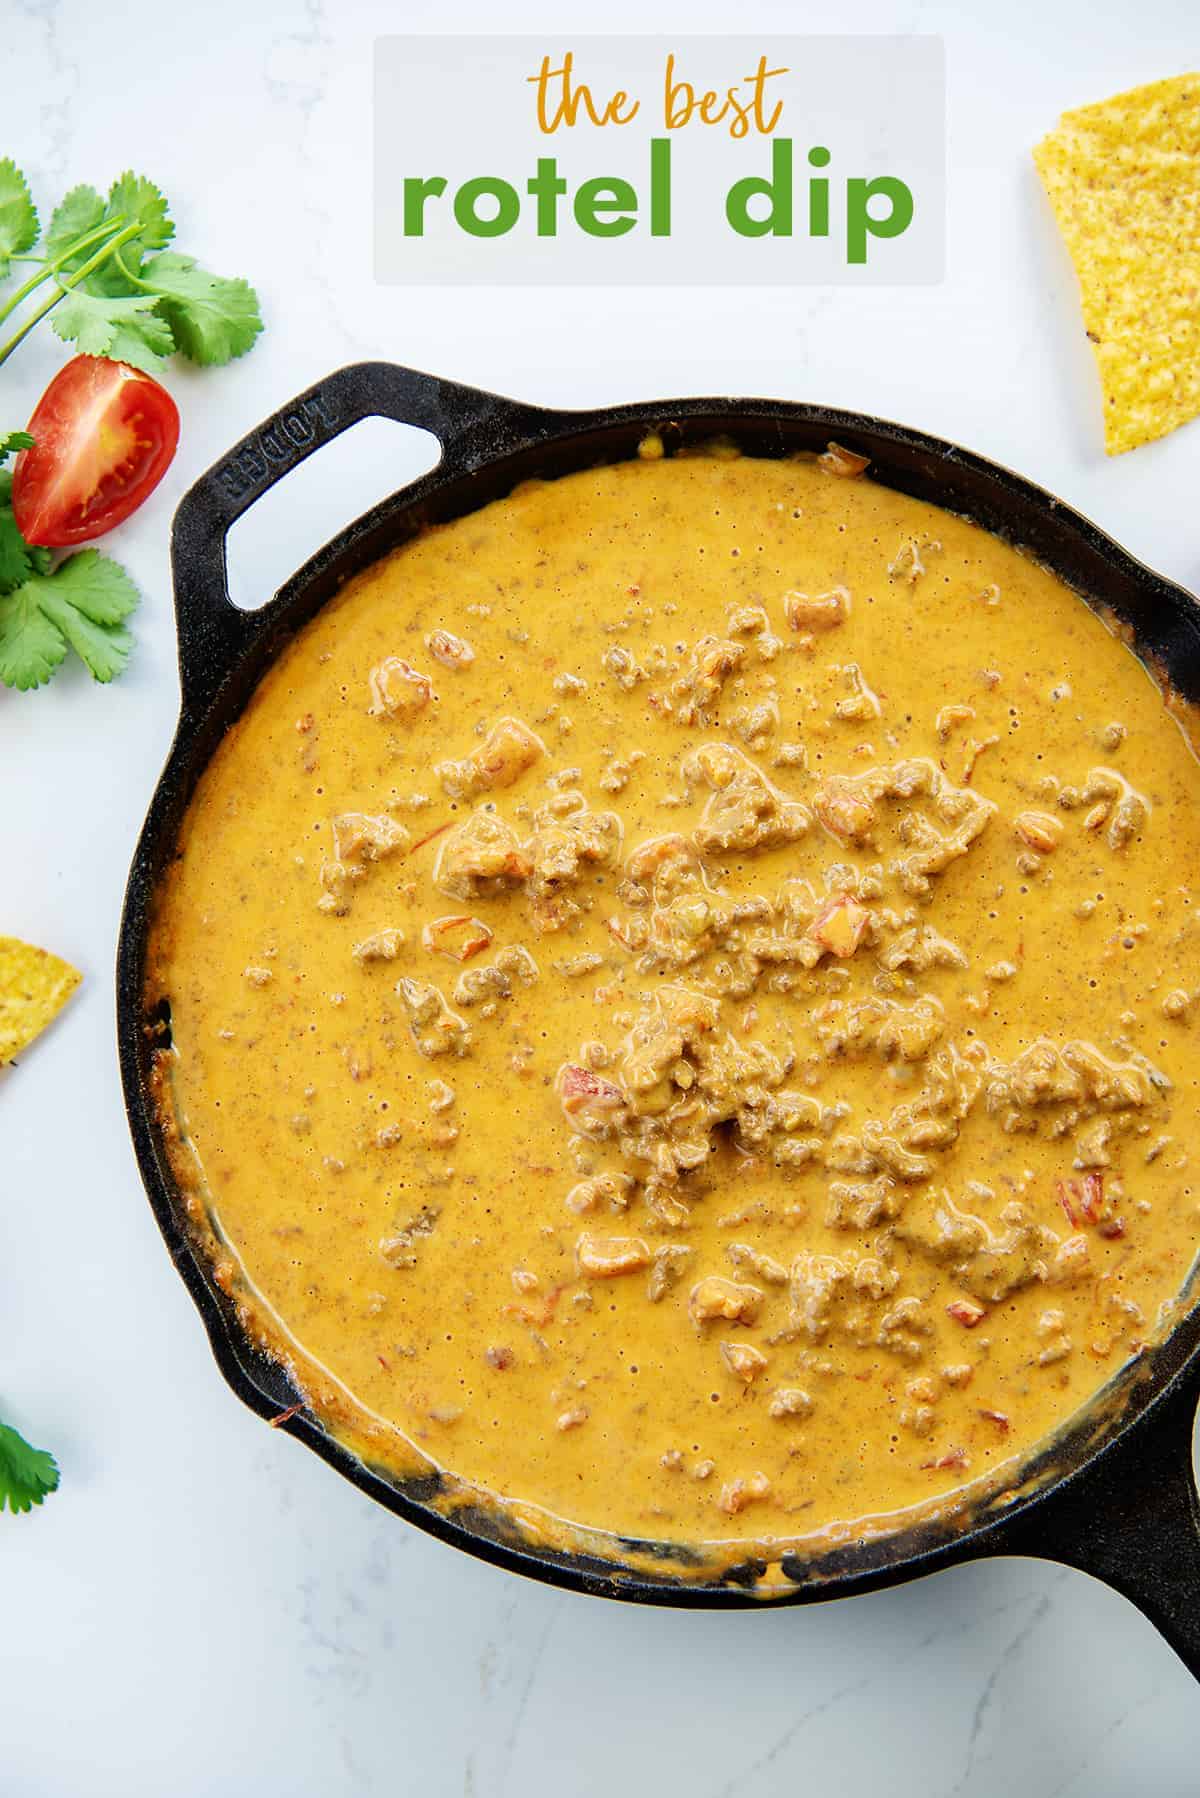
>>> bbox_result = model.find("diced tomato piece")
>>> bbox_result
[1059,1171,1108,1229]
[502,1283,565,1329]
[1057,1179,1079,1227]
[557,1064,625,1136]
[558,1064,623,1112]
[1080,1171,1104,1222]
[921,1446,970,1471]
[809,894,869,958]
[422,914,493,961]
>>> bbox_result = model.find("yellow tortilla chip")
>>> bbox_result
[0,936,82,1062]
[1034,74,1200,455]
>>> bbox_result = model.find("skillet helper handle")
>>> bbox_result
[992,1362,1200,1679]
[169,361,534,719]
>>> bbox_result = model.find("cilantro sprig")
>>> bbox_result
[0,161,262,374]
[0,419,139,687]
[0,160,264,690]
[0,1417,60,1514]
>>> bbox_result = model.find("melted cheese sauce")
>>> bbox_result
[149,449,1200,1560]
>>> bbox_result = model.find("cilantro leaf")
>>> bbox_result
[0,472,32,591]
[0,166,263,386]
[50,287,173,373]
[44,183,134,301]
[105,172,173,252]
[0,516,31,590]
[0,550,140,688]
[39,586,133,681]
[141,252,263,366]
[89,172,174,298]
[0,467,33,593]
[44,183,106,264]
[0,466,48,592]
[0,1419,60,1515]
[0,519,30,590]
[45,174,173,300]
[0,429,33,462]
[0,159,39,280]
[41,547,140,624]
[0,583,67,687]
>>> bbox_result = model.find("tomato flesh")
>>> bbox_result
[12,355,180,547]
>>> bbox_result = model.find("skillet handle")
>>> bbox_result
[985,1359,1200,1679]
[169,361,549,719]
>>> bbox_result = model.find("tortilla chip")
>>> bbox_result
[1034,74,1200,455]
[0,936,82,1062]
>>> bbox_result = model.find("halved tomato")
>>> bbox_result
[12,356,180,547]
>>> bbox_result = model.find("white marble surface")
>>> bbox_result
[3,1,1200,1791]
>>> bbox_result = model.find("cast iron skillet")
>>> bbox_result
[118,361,1200,1670]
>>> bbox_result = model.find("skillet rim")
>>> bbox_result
[117,366,1200,1607]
